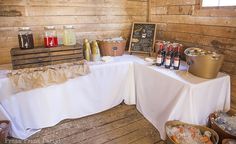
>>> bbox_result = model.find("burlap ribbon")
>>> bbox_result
[7,61,90,92]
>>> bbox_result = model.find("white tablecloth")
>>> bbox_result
[135,62,231,139]
[0,56,138,139]
[0,55,231,140]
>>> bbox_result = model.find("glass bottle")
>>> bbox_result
[63,25,76,46]
[83,39,91,61]
[44,26,58,48]
[173,46,181,70]
[165,46,172,69]
[169,44,175,66]
[156,43,165,66]
[18,27,34,49]
[91,41,101,61]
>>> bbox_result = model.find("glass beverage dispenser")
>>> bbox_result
[18,27,34,49]
[63,25,76,46]
[44,26,58,48]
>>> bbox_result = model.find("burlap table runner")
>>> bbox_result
[7,60,90,92]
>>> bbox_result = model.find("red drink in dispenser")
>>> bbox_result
[44,26,58,48]
[44,37,58,47]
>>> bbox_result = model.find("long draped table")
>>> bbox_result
[0,55,230,140]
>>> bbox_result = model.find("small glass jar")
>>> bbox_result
[44,26,58,48]
[63,25,76,46]
[18,27,34,49]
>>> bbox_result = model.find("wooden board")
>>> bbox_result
[10,44,84,69]
[6,104,163,144]
[0,0,148,65]
[129,22,157,55]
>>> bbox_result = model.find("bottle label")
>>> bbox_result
[174,58,180,67]
[156,55,162,64]
[165,57,171,66]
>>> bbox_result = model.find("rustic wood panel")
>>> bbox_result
[6,104,163,144]
[0,0,148,64]
[167,5,193,15]
[151,15,236,27]
[27,6,147,16]
[151,0,236,111]
[155,23,236,39]
[0,6,25,16]
[193,5,236,17]
[151,0,196,6]
[0,16,146,27]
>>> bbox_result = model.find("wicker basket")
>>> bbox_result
[165,120,219,144]
[222,139,236,144]
[0,120,10,143]
[209,112,236,143]
[97,40,126,56]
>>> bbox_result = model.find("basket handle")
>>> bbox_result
[187,60,193,66]
[211,134,218,144]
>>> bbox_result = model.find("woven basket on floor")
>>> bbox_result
[0,120,10,143]
[222,139,236,144]
[165,120,219,144]
[209,112,236,143]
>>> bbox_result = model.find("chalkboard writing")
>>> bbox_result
[129,22,157,55]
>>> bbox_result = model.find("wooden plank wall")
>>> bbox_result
[0,0,148,64]
[1,0,235,111]
[150,0,236,112]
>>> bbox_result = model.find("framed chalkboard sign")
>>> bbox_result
[129,22,157,55]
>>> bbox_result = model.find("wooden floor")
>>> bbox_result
[7,104,165,144]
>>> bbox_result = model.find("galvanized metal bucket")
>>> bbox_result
[184,48,224,79]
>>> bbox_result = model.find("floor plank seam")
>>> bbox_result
[102,129,138,144]
[44,109,139,142]
[55,114,143,143]
[127,135,150,144]
[30,106,135,140]
[7,105,163,144]
[77,118,144,144]
[154,140,165,144]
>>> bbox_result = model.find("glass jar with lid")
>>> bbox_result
[63,25,76,46]
[44,26,58,48]
[18,27,34,49]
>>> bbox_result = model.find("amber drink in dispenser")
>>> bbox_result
[44,26,58,48]
[18,27,34,49]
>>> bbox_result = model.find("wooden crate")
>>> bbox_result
[10,44,84,69]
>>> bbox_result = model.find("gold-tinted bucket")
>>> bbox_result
[184,48,224,79]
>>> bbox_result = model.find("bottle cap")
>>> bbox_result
[84,39,89,43]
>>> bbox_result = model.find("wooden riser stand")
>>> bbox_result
[10,44,84,70]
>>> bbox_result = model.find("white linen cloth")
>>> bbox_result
[135,62,231,140]
[0,55,231,140]
[0,56,137,139]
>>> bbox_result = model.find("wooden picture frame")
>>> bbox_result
[128,22,157,55]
